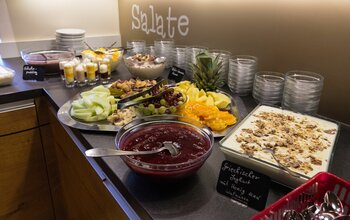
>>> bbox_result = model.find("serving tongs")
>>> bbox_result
[84,41,133,55]
[117,78,172,109]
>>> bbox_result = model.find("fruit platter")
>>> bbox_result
[57,52,240,136]
[58,79,238,136]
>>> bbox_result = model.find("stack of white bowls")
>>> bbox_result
[228,55,258,96]
[55,28,85,52]
[208,49,231,87]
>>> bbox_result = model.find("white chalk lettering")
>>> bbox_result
[248,192,261,201]
[131,4,190,38]
[131,4,140,29]
[149,5,156,33]
[178,15,189,36]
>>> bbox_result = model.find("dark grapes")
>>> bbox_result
[137,87,186,115]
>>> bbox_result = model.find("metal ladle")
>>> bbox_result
[85,142,180,157]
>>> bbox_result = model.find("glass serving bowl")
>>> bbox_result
[123,53,166,79]
[81,47,124,72]
[21,49,74,73]
[115,115,214,180]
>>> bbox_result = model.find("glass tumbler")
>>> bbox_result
[208,49,232,87]
[145,45,156,56]
[253,71,285,105]
[228,55,258,96]
[86,62,97,85]
[282,70,324,114]
[126,40,146,55]
[172,45,187,70]
[154,39,175,68]
[59,58,70,81]
[63,63,75,88]
[75,64,87,87]
[185,46,208,81]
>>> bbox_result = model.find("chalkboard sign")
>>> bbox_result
[23,65,44,81]
[216,160,271,211]
[168,66,185,82]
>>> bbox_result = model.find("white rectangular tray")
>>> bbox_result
[219,105,339,188]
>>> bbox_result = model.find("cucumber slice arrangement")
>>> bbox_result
[70,86,117,122]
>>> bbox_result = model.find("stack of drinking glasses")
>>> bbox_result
[126,40,146,55]
[228,55,258,95]
[208,49,231,87]
[185,46,208,80]
[253,71,285,105]
[282,70,324,114]
[172,45,187,70]
[154,39,175,68]
[145,45,156,56]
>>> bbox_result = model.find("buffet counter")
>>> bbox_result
[1,57,349,219]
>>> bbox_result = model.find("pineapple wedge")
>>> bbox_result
[205,95,215,106]
[187,87,200,101]
[207,92,231,109]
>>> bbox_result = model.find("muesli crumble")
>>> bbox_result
[236,111,336,175]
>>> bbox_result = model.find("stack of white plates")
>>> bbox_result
[55,28,85,51]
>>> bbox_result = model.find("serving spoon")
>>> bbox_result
[262,148,300,178]
[85,142,180,157]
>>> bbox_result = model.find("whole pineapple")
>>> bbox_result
[191,51,223,91]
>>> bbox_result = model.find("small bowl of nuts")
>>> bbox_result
[123,53,166,79]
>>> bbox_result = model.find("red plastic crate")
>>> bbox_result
[251,172,350,220]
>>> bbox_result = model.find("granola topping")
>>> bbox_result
[234,110,337,175]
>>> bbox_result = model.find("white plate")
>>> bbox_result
[56,37,85,42]
[56,28,86,36]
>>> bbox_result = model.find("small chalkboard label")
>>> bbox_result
[168,66,185,82]
[216,160,271,211]
[23,65,44,81]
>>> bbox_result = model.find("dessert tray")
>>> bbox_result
[219,105,339,187]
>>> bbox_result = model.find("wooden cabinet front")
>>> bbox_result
[0,104,38,136]
[0,128,54,220]
[0,97,128,220]
[41,100,129,220]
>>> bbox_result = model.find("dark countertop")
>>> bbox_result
[1,58,349,220]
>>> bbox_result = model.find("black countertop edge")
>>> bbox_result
[0,88,44,105]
